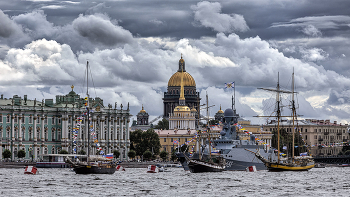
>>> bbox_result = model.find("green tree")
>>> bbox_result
[17,149,26,159]
[143,150,152,160]
[78,149,86,155]
[154,118,169,130]
[59,149,69,154]
[139,128,162,155]
[130,129,143,155]
[131,128,162,157]
[2,149,11,160]
[209,119,219,126]
[128,150,136,160]
[159,150,168,161]
[113,150,120,160]
[170,150,177,161]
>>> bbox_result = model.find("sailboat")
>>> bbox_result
[248,71,314,171]
[183,93,226,173]
[65,61,117,174]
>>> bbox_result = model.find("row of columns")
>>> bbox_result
[2,111,129,161]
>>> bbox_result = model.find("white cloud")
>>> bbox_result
[300,48,328,62]
[191,1,249,33]
[301,25,322,37]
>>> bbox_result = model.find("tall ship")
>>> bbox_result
[248,71,315,171]
[182,94,226,173]
[65,61,116,174]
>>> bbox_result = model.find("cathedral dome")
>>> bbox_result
[168,72,196,87]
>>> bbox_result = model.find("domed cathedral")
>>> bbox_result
[163,55,201,123]
[137,105,149,125]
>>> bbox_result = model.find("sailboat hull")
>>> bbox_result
[73,164,116,174]
[187,160,225,173]
[267,163,315,171]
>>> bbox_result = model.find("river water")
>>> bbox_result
[0,167,349,197]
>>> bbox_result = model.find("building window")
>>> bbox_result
[29,116,33,124]
[314,135,317,139]
[0,114,2,123]
[14,116,17,123]
[52,117,55,125]
[21,116,25,123]
[44,117,47,124]
[58,118,61,124]
[51,148,55,154]
[37,117,40,124]
[164,138,166,142]
[6,115,10,123]
[171,138,173,142]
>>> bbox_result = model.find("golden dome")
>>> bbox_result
[139,105,146,113]
[168,71,196,87]
[191,107,197,112]
[217,105,224,113]
[174,105,190,112]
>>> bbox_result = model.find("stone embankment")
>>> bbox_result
[0,161,181,168]
[0,161,36,168]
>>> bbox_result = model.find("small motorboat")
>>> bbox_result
[147,165,159,173]
[24,166,38,175]
[246,166,257,172]
[116,165,125,171]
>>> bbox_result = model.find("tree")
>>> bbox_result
[130,129,143,155]
[3,149,11,160]
[154,118,169,130]
[78,149,86,155]
[113,150,120,160]
[131,128,162,157]
[128,150,136,160]
[17,150,26,159]
[159,150,168,161]
[59,150,69,154]
[170,150,177,161]
[143,150,152,160]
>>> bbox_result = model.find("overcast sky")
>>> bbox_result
[1,0,350,126]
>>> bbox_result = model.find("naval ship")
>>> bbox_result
[177,108,271,171]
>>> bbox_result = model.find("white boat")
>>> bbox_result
[24,166,38,175]
[147,165,159,173]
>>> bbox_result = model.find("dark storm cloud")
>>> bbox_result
[72,14,133,46]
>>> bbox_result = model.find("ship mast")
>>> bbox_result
[86,61,90,162]
[276,73,281,162]
[292,68,296,161]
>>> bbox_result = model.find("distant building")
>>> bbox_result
[263,119,350,156]
[130,105,151,131]
[0,86,131,161]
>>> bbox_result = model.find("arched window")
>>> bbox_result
[51,147,55,154]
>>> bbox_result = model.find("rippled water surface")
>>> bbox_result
[0,167,349,196]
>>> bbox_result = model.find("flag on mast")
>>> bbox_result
[225,82,234,89]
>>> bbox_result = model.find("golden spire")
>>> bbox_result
[179,55,185,105]
[71,85,74,91]
[140,104,146,113]
[218,105,224,113]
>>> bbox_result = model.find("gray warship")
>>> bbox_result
[177,108,271,171]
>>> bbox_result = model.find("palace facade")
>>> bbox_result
[263,119,350,156]
[0,87,131,161]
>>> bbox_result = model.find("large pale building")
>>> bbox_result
[263,119,350,156]
[0,87,131,161]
